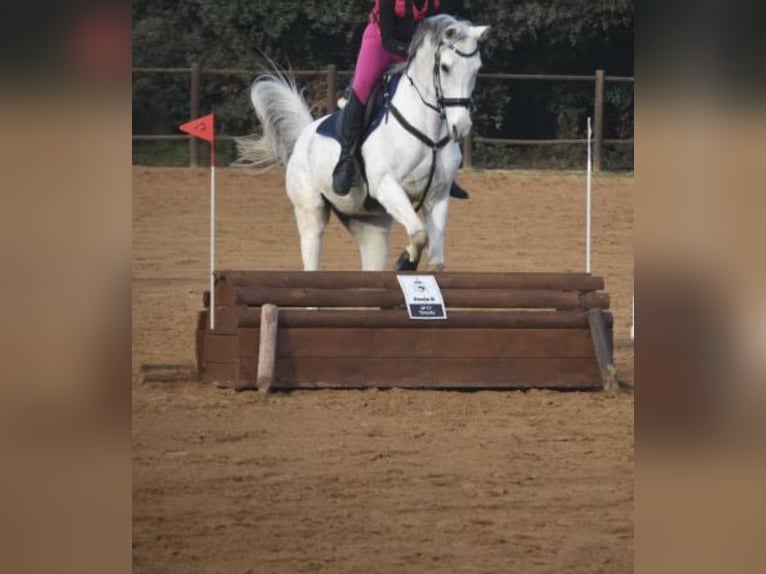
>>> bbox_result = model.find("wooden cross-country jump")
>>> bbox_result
[195,271,616,392]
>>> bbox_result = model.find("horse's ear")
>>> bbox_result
[469,25,490,42]
[443,25,459,42]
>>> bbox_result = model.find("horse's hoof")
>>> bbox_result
[395,250,419,271]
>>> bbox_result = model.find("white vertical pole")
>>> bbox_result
[210,163,216,330]
[585,117,593,273]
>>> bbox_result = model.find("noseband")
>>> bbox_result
[405,40,479,118]
[433,43,479,116]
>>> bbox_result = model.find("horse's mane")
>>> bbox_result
[407,14,469,60]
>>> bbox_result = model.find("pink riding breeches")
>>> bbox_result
[351,22,407,104]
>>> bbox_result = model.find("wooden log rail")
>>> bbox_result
[232,286,609,310]
[214,270,605,291]
[237,309,613,329]
[196,270,615,391]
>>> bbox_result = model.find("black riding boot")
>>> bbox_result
[332,90,365,195]
[449,181,470,199]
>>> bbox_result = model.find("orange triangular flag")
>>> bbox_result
[179,113,215,143]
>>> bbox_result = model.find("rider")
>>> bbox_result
[332,0,470,200]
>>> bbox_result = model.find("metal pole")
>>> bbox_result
[585,118,593,273]
[209,162,216,329]
[593,69,605,172]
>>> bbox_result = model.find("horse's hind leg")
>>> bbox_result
[292,203,330,271]
[345,215,393,271]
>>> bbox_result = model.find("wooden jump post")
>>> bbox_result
[195,271,615,391]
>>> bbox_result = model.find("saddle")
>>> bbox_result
[316,73,402,151]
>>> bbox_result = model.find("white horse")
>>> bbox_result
[236,15,489,271]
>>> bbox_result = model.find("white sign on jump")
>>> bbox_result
[396,275,447,320]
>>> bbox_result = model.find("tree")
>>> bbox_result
[133,0,633,168]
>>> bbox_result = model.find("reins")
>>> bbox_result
[386,102,450,212]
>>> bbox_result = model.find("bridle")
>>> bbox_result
[387,38,479,211]
[432,42,480,116]
[404,40,479,119]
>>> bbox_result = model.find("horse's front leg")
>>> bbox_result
[372,174,428,270]
[424,191,449,272]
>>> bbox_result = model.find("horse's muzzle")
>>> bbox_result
[451,122,472,143]
[447,113,473,143]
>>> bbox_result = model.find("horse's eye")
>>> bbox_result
[440,64,450,74]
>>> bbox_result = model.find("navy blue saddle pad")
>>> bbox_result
[316,73,403,143]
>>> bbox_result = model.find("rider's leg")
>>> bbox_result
[350,22,406,104]
[332,90,365,195]
[332,22,402,195]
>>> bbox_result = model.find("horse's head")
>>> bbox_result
[408,15,490,142]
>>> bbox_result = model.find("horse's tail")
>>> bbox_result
[234,72,313,169]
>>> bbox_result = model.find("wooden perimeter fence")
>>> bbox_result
[132,64,633,171]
